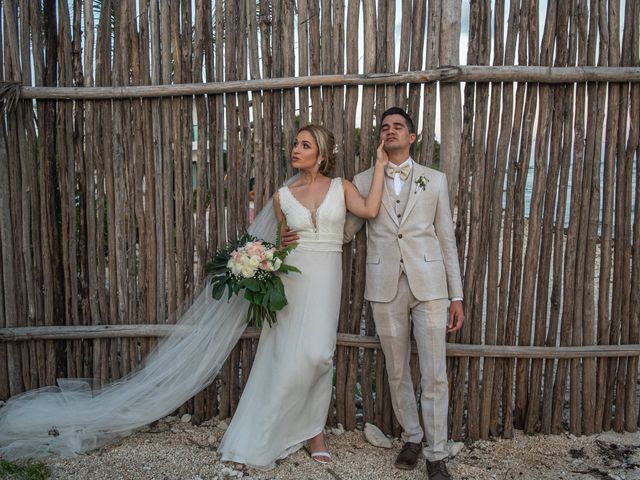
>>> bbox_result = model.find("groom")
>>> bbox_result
[344,107,464,480]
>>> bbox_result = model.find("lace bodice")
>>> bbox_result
[278,177,346,252]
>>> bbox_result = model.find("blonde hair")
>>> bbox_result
[297,124,336,176]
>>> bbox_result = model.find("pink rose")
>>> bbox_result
[246,242,265,260]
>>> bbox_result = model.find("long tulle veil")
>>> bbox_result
[0,192,283,460]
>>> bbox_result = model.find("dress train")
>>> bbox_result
[0,194,279,460]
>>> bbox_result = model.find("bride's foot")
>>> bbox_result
[306,432,331,464]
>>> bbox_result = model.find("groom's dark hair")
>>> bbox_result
[380,107,416,134]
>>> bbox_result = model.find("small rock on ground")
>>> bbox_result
[364,423,393,449]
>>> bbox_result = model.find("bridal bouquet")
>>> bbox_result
[205,233,300,328]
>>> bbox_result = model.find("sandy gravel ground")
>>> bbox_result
[40,416,640,480]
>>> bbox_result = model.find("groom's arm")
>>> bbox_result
[280,225,300,247]
[434,173,463,299]
[432,172,465,332]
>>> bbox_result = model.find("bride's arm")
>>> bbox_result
[274,192,298,247]
[343,140,388,219]
[273,192,285,225]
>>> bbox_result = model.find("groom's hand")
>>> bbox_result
[448,300,465,333]
[280,225,299,248]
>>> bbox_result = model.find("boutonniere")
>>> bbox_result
[414,175,429,194]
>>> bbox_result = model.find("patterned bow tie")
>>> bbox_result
[385,164,411,181]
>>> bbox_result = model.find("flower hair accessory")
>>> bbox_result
[414,175,429,194]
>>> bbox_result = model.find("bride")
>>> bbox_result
[0,124,388,470]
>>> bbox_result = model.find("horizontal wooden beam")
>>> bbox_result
[1,325,638,359]
[337,334,640,358]
[16,66,640,100]
[0,324,190,340]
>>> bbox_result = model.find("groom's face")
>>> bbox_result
[379,114,416,154]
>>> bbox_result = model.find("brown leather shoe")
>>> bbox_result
[394,441,422,470]
[426,459,451,480]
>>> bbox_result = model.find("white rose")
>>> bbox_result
[248,256,261,268]
[273,258,282,270]
[227,259,242,276]
[264,250,274,261]
[240,265,256,278]
[239,255,251,267]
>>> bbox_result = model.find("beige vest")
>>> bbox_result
[388,169,413,274]
[388,167,413,219]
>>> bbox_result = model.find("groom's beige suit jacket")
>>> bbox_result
[343,163,463,303]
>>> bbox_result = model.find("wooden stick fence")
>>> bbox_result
[1,0,639,441]
[4,325,640,359]
[11,67,640,100]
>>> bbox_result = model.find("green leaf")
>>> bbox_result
[244,290,255,303]
[267,288,287,311]
[278,264,301,274]
[211,281,227,300]
[277,243,298,256]
[242,278,261,292]
[270,277,284,290]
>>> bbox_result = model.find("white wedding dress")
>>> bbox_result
[218,177,346,469]
[0,176,346,467]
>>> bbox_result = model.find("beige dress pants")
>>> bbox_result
[370,273,449,462]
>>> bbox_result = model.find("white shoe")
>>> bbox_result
[305,444,332,464]
[310,450,332,464]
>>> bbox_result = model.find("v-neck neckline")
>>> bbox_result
[285,178,336,214]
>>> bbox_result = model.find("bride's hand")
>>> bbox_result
[375,140,389,168]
